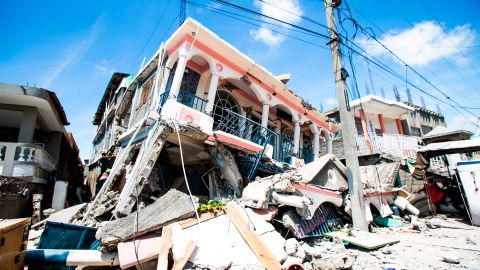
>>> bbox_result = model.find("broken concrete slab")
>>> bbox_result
[209,143,243,195]
[96,189,197,246]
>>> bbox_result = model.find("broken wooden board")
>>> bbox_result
[325,230,400,250]
[172,240,196,270]
[225,201,282,270]
[156,226,172,270]
[179,211,225,230]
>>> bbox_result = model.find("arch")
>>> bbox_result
[212,89,241,134]
[271,103,299,122]
[213,89,240,113]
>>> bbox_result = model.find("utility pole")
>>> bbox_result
[324,0,368,230]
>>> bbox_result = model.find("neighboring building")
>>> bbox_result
[324,95,448,160]
[0,83,83,217]
[87,18,333,196]
[402,102,446,137]
[422,126,472,145]
[325,95,417,159]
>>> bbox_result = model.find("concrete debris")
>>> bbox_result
[96,189,197,246]
[285,238,299,256]
[442,253,460,264]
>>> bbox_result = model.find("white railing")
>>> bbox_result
[0,142,56,177]
[355,133,419,158]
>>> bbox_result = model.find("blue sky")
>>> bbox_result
[1,0,479,159]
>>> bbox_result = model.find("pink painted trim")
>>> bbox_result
[214,131,262,153]
[168,35,331,130]
[186,60,210,73]
[293,184,341,198]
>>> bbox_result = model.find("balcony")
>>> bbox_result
[355,133,419,158]
[212,106,275,146]
[0,142,57,183]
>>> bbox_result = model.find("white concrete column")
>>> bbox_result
[18,108,37,143]
[313,127,320,160]
[293,120,300,155]
[261,103,270,128]
[327,133,333,154]
[169,46,189,99]
[204,73,220,115]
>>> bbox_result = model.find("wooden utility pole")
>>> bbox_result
[324,0,368,230]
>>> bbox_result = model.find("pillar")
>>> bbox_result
[378,114,386,134]
[18,108,37,143]
[293,120,300,155]
[169,46,189,99]
[359,109,372,149]
[312,126,320,160]
[396,119,404,135]
[204,73,220,115]
[261,103,270,128]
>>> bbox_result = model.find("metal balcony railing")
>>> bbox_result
[212,106,275,180]
[158,90,170,112]
[177,91,207,112]
[212,107,275,146]
[355,132,418,158]
[299,146,314,163]
[271,134,295,162]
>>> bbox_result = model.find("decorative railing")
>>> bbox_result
[177,91,207,112]
[299,146,314,164]
[158,90,170,112]
[271,134,295,162]
[212,107,275,146]
[0,142,56,177]
[212,106,275,180]
[355,132,418,158]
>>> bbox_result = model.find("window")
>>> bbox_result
[137,74,155,108]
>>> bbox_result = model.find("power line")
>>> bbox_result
[191,0,480,127]
[129,1,172,74]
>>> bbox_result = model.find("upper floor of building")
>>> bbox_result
[90,18,334,166]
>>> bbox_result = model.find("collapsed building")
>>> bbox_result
[19,18,429,270]
[0,82,84,219]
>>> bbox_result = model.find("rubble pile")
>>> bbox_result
[24,127,432,270]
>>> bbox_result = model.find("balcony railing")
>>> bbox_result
[355,132,418,158]
[271,134,295,162]
[212,106,275,146]
[158,90,170,112]
[0,142,56,181]
[299,146,314,164]
[178,91,207,112]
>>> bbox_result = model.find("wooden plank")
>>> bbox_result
[172,240,196,270]
[179,212,224,229]
[225,202,281,270]
[156,226,172,270]
[325,230,399,250]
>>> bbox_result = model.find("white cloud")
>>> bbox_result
[250,0,303,47]
[325,97,337,106]
[448,115,478,135]
[41,16,104,87]
[95,59,115,76]
[359,21,474,66]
